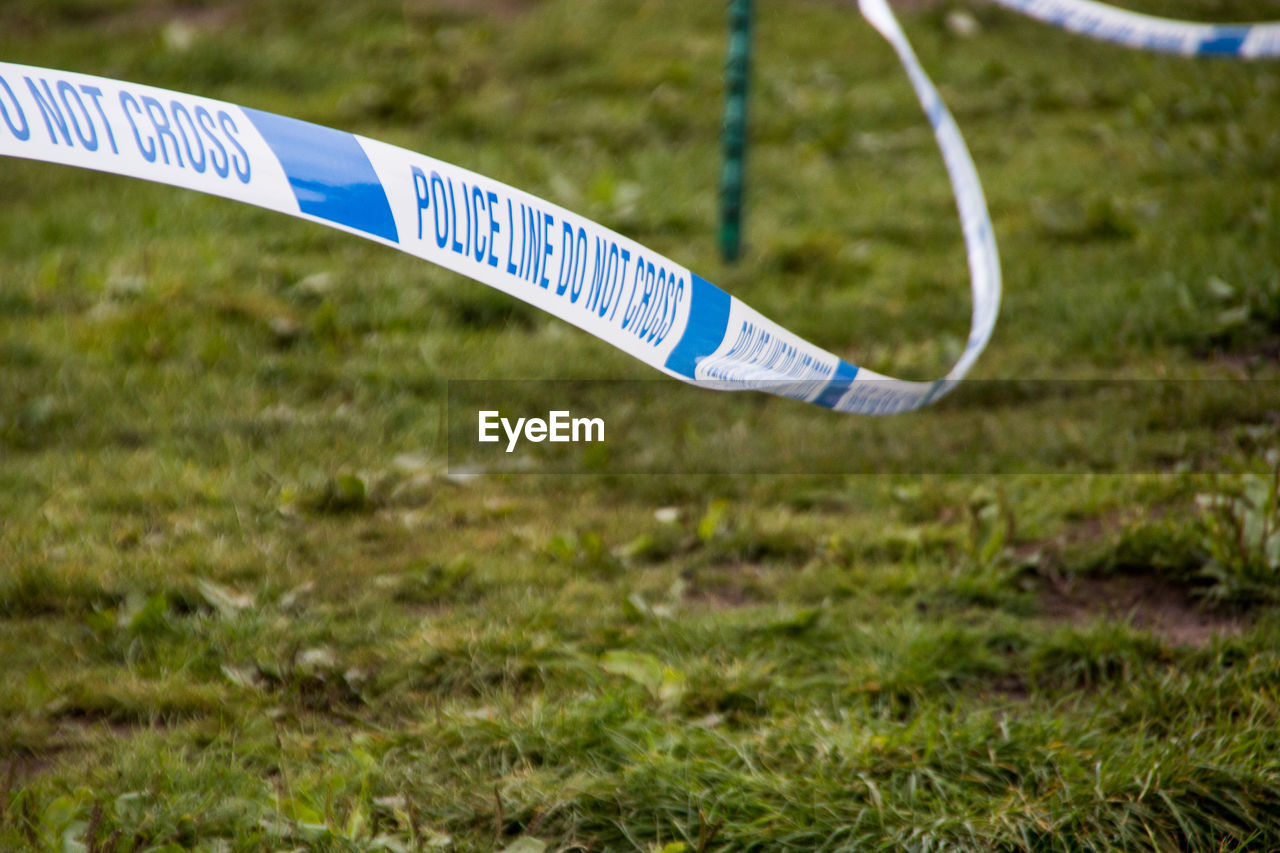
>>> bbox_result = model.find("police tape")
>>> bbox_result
[0,0,996,415]
[988,0,1280,58]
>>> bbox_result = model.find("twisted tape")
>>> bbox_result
[988,0,1280,58]
[1,0,997,414]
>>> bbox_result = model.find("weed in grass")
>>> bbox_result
[1196,458,1280,607]
[1202,274,1280,356]
[1060,461,1280,613]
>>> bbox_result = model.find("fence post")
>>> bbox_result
[719,0,753,263]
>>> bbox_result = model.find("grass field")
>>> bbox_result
[2,0,1280,850]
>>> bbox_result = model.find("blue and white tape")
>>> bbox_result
[1,0,998,415]
[988,0,1280,58]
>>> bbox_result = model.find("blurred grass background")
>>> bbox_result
[2,0,1280,850]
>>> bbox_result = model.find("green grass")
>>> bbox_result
[2,0,1280,850]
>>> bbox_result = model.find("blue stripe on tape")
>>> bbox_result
[814,359,860,408]
[1198,28,1249,55]
[243,108,399,243]
[663,273,731,378]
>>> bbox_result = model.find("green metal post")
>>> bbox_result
[719,0,753,263]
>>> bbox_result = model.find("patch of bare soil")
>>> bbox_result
[1039,571,1245,648]
[682,564,768,610]
[0,752,56,801]
[1012,505,1146,569]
